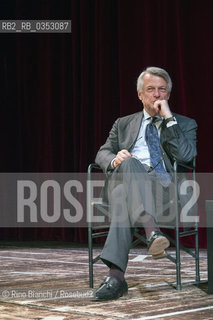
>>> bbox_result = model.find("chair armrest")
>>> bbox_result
[88,163,102,174]
[173,158,196,171]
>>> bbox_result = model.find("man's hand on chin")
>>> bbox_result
[153,100,173,119]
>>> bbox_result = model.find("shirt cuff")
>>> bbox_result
[110,158,116,169]
[166,120,177,128]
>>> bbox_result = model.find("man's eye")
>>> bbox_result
[159,88,166,92]
[147,88,153,92]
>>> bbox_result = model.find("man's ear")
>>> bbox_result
[137,90,143,101]
[166,91,170,100]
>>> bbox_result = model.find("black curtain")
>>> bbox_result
[0,0,212,247]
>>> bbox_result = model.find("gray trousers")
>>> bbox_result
[100,157,171,272]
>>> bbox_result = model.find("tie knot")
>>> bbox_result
[152,116,160,123]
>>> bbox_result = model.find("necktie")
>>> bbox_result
[145,117,171,187]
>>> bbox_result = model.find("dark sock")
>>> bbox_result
[141,212,160,239]
[108,264,125,282]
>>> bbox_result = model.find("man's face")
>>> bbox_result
[138,73,170,116]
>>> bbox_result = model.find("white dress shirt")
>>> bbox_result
[111,109,177,169]
[131,109,177,167]
[131,110,155,167]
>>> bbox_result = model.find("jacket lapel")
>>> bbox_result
[128,112,143,152]
[160,126,173,172]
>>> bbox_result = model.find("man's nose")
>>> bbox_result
[153,89,160,97]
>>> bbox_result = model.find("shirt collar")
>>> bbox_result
[143,109,151,120]
[143,109,163,121]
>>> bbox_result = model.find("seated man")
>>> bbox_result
[94,66,197,300]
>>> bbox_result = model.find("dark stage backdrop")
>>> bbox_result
[0,0,212,247]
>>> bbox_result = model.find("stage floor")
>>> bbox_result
[0,242,212,320]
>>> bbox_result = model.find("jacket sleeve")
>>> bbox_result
[161,118,197,164]
[95,118,120,172]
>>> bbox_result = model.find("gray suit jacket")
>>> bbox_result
[95,111,197,174]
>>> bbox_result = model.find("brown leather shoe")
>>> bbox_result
[147,231,170,255]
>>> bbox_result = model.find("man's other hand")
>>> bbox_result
[113,149,132,168]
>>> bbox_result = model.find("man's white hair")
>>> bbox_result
[137,66,172,93]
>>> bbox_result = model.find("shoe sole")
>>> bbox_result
[148,236,170,255]
[93,289,128,301]
[152,250,168,259]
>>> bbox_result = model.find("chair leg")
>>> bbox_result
[89,261,94,288]
[88,226,94,288]
[174,161,181,290]
[195,229,200,283]
[175,228,181,290]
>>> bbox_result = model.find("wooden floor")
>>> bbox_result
[0,242,212,320]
